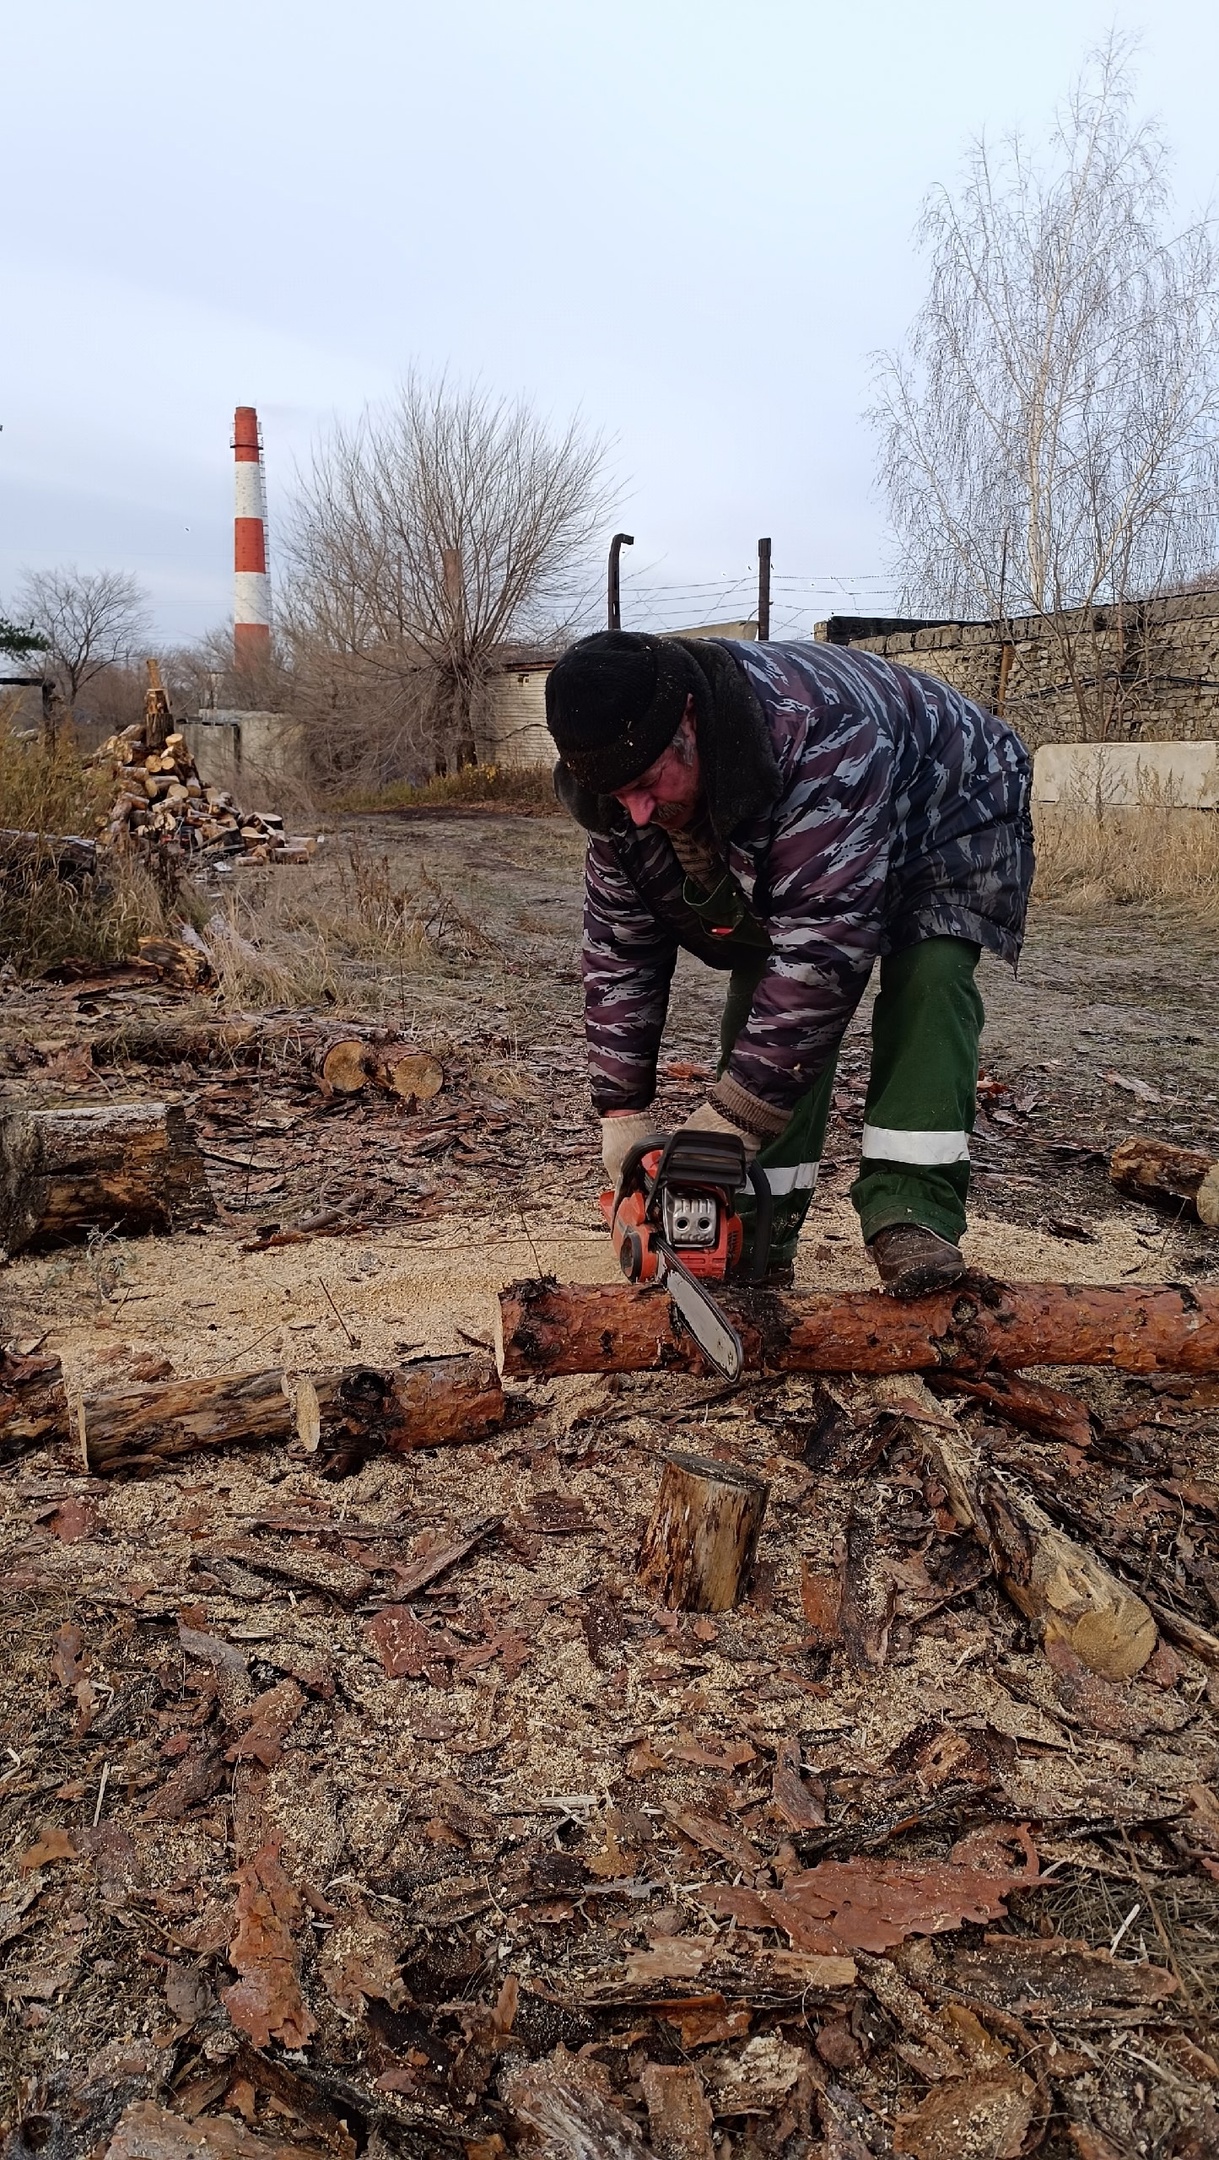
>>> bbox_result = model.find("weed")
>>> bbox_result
[0,724,179,975]
[1033,801,1219,918]
[336,762,557,815]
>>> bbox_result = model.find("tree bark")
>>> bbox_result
[0,1101,216,1258]
[496,1277,1219,1379]
[81,1354,505,1477]
[638,1452,770,1613]
[0,1346,68,1459]
[922,1417,1157,1680]
[1111,1137,1219,1228]
[292,1354,504,1476]
[81,1370,294,1475]
[929,1369,1094,1448]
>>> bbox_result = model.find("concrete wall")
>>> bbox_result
[480,667,554,769]
[183,710,307,806]
[817,590,1219,748]
[1032,741,1219,810]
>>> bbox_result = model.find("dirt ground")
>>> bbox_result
[1,810,1217,2158]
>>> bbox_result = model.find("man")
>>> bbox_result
[544,629,1033,1296]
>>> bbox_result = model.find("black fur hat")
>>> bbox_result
[545,631,702,794]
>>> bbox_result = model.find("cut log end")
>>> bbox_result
[377,1048,443,1103]
[1111,1136,1219,1229]
[320,1040,374,1095]
[638,1451,770,1613]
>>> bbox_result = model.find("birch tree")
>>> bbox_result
[871,38,1219,739]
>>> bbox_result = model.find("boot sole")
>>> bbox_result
[878,1259,967,1299]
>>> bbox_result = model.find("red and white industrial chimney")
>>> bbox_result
[233,405,271,666]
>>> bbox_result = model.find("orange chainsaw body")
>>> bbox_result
[600,1141,744,1285]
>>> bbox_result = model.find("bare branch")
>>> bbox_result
[18,567,152,711]
[280,375,614,780]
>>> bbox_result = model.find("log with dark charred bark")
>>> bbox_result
[0,1101,215,1258]
[929,1369,1094,1449]
[293,1354,505,1476]
[81,1355,506,1477]
[496,1277,1219,1379]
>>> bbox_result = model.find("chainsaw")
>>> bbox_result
[600,1129,773,1381]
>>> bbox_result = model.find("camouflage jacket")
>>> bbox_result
[557,638,1033,1129]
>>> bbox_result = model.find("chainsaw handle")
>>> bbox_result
[615,1132,671,1201]
[746,1159,774,1283]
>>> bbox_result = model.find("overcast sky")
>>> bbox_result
[3,0,1217,648]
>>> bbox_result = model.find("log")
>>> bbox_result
[375,1046,444,1103]
[1111,1137,1219,1229]
[0,1101,216,1258]
[80,1354,505,1477]
[501,2056,649,2160]
[319,1038,374,1095]
[80,1370,294,1475]
[638,1452,770,1612]
[0,1346,68,1458]
[292,1354,504,1476]
[496,1277,1219,1379]
[318,1037,444,1104]
[920,1408,1157,1681]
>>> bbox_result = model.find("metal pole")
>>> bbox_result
[757,537,772,642]
[608,533,634,630]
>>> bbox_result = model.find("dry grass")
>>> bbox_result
[336,761,557,814]
[0,727,175,976]
[1033,801,1219,917]
[207,841,492,1012]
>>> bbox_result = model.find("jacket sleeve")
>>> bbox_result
[583,835,679,1115]
[711,721,893,1133]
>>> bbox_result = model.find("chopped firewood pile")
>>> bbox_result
[88,661,320,865]
[91,721,319,865]
[1,857,1218,2158]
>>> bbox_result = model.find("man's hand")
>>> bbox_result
[682,1099,761,1162]
[601,1111,661,1187]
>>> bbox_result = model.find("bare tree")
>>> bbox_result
[19,567,152,718]
[870,37,1219,740]
[282,375,611,780]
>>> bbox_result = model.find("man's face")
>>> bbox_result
[611,700,702,830]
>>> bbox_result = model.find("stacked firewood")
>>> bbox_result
[92,721,317,864]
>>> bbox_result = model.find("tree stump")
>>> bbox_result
[638,1452,770,1612]
[1111,1136,1219,1228]
[0,1102,215,1258]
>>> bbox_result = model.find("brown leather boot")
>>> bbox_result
[868,1224,965,1298]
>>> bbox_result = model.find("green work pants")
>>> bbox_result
[720,937,984,1267]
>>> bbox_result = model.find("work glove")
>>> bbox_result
[601,1111,662,1188]
[682,1099,762,1163]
